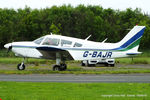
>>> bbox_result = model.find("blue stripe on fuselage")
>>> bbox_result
[13,45,36,48]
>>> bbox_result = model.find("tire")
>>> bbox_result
[17,63,25,70]
[60,64,67,71]
[53,65,61,71]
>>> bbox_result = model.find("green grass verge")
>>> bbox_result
[0,69,150,75]
[0,57,150,74]
[0,82,149,100]
[0,56,150,64]
[116,57,150,64]
[0,65,150,74]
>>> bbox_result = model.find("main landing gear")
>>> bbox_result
[53,64,67,71]
[52,53,67,71]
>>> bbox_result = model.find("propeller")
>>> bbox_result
[7,45,12,54]
[4,43,12,54]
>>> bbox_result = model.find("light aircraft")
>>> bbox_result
[4,26,145,71]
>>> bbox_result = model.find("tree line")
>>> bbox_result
[0,5,150,50]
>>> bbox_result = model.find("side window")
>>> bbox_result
[42,38,60,46]
[61,39,72,47]
[74,42,82,47]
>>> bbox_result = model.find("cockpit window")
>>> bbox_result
[33,37,44,44]
[61,39,72,47]
[42,38,60,46]
[74,42,82,47]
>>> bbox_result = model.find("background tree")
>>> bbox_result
[0,5,150,50]
[50,23,61,34]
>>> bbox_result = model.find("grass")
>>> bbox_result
[0,82,149,100]
[0,64,150,74]
[140,50,150,57]
[0,69,150,75]
[0,57,150,74]
[116,57,150,64]
[0,56,150,64]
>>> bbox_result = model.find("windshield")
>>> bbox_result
[33,37,44,44]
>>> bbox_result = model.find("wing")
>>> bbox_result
[36,46,73,60]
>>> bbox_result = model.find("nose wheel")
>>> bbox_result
[17,63,25,70]
[17,57,26,70]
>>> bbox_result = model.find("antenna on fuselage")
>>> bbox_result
[102,38,108,43]
[85,34,91,40]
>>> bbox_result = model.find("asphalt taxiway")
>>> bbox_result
[0,74,150,83]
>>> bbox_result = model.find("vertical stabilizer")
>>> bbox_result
[114,26,145,51]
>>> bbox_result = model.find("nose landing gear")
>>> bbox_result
[17,62,25,70]
[17,58,26,70]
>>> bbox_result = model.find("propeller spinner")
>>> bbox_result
[4,43,12,53]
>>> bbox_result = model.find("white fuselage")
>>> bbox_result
[4,34,138,60]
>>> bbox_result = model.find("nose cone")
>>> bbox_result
[4,43,12,49]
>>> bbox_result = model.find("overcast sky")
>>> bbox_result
[0,0,150,13]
